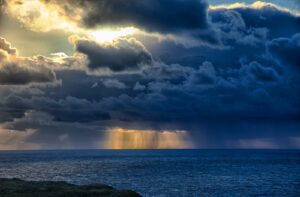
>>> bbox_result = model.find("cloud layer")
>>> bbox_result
[0,1,300,149]
[75,37,152,72]
[0,37,56,85]
[41,0,209,33]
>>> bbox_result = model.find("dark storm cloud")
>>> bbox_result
[239,61,281,83]
[186,62,217,85]
[75,38,152,72]
[268,33,300,70]
[142,63,192,81]
[42,0,208,33]
[98,60,299,124]
[210,9,269,47]
[1,94,110,123]
[210,3,300,40]
[142,3,300,68]
[0,37,56,85]
[0,62,56,85]
[1,2,300,148]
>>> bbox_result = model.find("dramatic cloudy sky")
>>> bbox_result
[0,0,299,150]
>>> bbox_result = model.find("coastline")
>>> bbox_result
[0,178,141,197]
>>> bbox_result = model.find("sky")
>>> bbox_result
[0,0,299,150]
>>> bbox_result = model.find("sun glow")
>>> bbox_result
[105,128,194,149]
[90,27,138,43]
[6,0,80,32]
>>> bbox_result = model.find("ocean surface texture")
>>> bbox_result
[0,150,299,196]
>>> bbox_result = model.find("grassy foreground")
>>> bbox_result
[0,178,141,197]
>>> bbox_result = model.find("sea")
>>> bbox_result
[0,149,299,196]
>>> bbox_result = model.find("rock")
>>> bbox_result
[0,178,141,197]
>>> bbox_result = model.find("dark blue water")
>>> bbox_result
[0,149,299,196]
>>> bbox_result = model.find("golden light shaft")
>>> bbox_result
[105,128,193,149]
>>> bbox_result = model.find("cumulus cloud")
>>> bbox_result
[1,1,300,149]
[102,79,127,89]
[212,2,300,39]
[0,37,17,55]
[74,37,153,72]
[133,82,146,91]
[1,95,111,123]
[239,61,280,83]
[268,33,300,70]
[0,62,56,85]
[142,62,192,80]
[211,9,268,47]
[186,61,217,86]
[0,37,56,85]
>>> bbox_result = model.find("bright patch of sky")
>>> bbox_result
[209,0,300,11]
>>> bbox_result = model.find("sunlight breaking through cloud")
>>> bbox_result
[90,27,138,43]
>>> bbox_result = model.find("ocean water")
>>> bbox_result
[0,149,299,196]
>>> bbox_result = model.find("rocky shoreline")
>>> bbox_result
[0,178,141,197]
